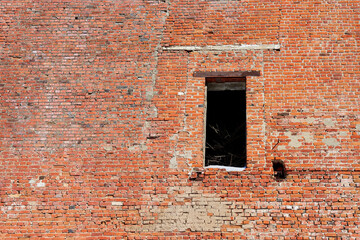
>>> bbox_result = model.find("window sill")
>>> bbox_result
[205,165,246,172]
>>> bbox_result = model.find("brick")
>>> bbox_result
[1,0,360,239]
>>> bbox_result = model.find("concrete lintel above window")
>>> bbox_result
[163,44,280,52]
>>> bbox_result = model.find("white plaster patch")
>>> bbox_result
[103,145,113,151]
[178,92,184,96]
[242,224,253,229]
[340,178,352,187]
[128,143,147,151]
[306,117,316,124]
[169,156,178,169]
[272,131,280,137]
[285,132,302,148]
[1,206,13,212]
[322,138,340,147]
[169,134,177,141]
[8,194,21,198]
[111,201,123,206]
[148,106,158,118]
[291,118,305,123]
[302,132,315,143]
[170,150,192,169]
[36,181,45,188]
[28,201,38,206]
[323,118,335,127]
[277,145,286,150]
[356,124,360,131]
[339,131,347,137]
[291,117,316,124]
[286,205,299,210]
[183,151,192,159]
[285,132,315,148]
[146,90,154,101]
[131,192,235,232]
[325,149,339,157]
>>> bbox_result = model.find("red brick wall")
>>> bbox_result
[1,0,359,239]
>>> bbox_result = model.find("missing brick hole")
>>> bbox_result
[189,168,204,181]
[272,159,286,180]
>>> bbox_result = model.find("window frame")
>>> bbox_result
[203,77,247,170]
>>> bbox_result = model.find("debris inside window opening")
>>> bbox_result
[205,90,246,167]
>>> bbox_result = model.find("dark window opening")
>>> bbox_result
[272,159,286,180]
[205,86,246,168]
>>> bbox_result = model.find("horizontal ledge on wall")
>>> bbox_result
[205,165,246,172]
[162,44,281,51]
[194,71,260,77]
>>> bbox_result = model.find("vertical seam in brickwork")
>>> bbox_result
[184,51,190,132]
[277,2,282,46]
[171,50,189,169]
[184,51,190,167]
[148,0,171,103]
[145,0,171,145]
[261,50,267,168]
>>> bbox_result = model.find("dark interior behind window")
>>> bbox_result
[205,90,246,167]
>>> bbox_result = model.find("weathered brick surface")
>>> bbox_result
[1,0,360,239]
